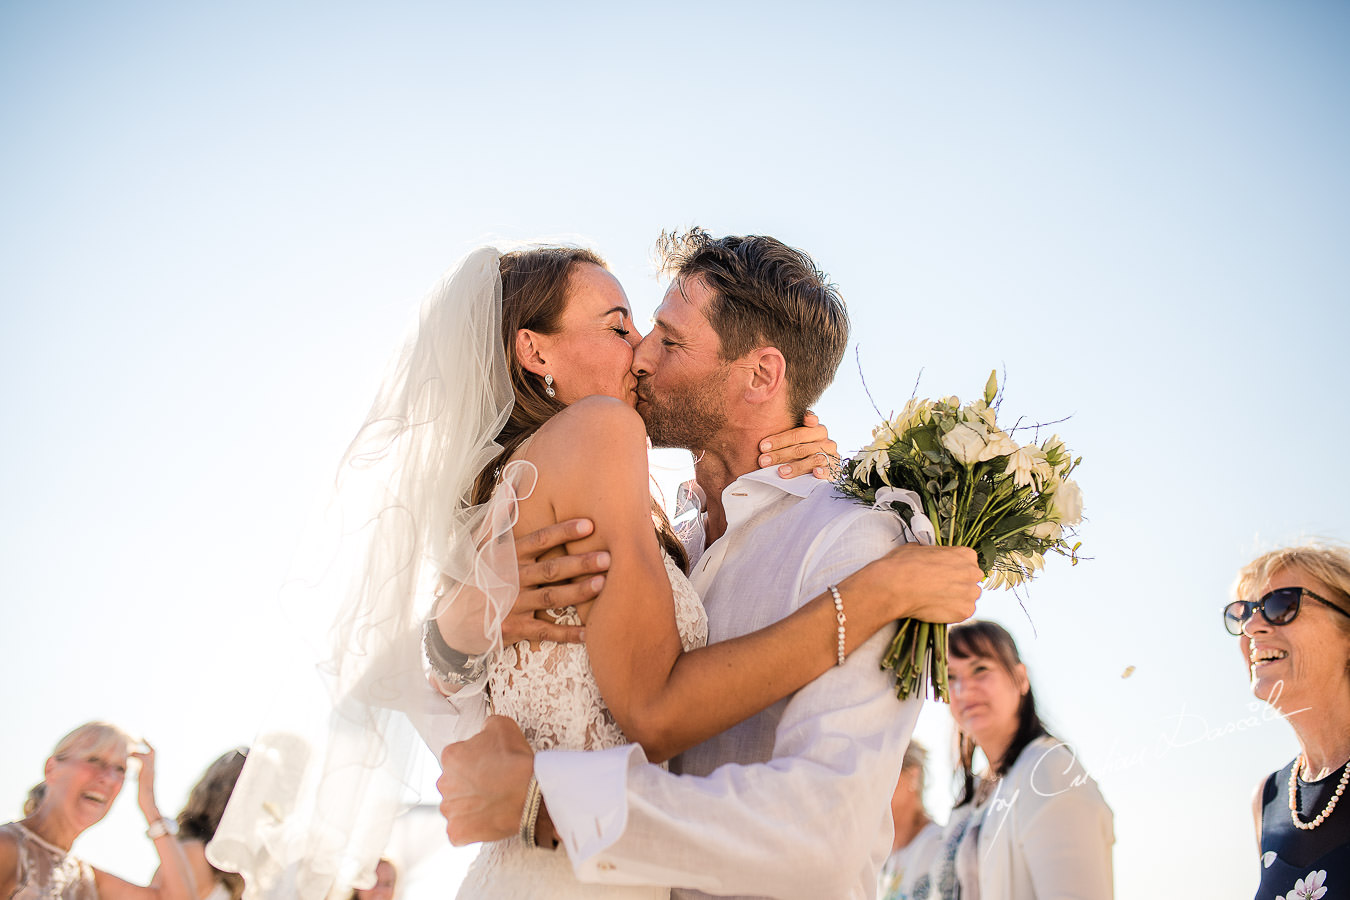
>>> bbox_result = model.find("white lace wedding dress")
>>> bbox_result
[456,550,708,899]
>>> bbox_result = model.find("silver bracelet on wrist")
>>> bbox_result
[829,584,846,666]
[423,618,489,686]
[519,774,543,849]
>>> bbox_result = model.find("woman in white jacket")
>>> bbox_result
[906,621,1114,900]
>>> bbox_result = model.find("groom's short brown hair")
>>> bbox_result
[656,228,849,418]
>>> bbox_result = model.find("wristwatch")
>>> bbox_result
[146,817,179,840]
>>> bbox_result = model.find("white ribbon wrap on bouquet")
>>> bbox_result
[872,486,937,546]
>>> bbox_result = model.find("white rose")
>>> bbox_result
[978,428,1018,462]
[1051,479,1084,525]
[1029,519,1062,541]
[941,423,987,465]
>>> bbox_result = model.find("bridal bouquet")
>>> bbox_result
[836,371,1084,701]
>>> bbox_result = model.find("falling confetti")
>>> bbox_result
[1120,665,1135,679]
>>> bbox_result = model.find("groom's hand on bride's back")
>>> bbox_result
[505,518,610,646]
[438,715,537,845]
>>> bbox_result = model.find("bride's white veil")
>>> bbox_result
[210,247,523,899]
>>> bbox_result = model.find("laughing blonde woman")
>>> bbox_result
[1229,541,1350,898]
[1,722,197,900]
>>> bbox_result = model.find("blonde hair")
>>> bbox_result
[1233,539,1350,638]
[25,721,135,815]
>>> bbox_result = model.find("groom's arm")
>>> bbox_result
[538,627,916,899]
[437,510,971,897]
[535,512,919,898]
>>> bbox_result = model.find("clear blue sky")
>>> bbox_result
[3,3,1347,898]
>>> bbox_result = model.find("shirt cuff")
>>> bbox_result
[535,744,645,877]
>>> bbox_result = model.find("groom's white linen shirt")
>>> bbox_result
[534,468,924,900]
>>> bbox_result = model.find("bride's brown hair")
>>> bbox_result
[471,247,687,571]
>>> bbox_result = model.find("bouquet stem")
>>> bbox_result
[884,619,950,703]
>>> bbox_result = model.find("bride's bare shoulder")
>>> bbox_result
[527,396,648,480]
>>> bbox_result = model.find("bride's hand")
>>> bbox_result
[758,410,840,480]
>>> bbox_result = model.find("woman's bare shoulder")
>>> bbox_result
[0,825,18,892]
[529,397,648,473]
[547,396,645,437]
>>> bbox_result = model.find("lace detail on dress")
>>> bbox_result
[455,550,707,899]
[488,550,707,754]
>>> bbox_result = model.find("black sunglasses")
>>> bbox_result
[1224,586,1350,636]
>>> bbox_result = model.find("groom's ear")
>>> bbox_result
[515,328,550,377]
[739,347,788,406]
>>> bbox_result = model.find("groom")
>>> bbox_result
[437,229,981,898]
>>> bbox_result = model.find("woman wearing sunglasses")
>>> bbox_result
[1228,541,1350,898]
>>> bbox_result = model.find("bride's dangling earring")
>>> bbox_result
[544,374,556,398]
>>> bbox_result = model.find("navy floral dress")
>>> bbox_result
[1256,758,1350,899]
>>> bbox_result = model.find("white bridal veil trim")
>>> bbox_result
[209,247,524,899]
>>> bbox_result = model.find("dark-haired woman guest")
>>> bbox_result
[911,621,1113,900]
[167,749,247,900]
[1230,541,1350,898]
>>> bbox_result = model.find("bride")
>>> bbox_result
[214,243,964,899]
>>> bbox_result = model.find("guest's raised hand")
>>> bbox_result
[758,410,840,480]
[438,715,536,846]
[129,741,162,822]
[842,544,983,624]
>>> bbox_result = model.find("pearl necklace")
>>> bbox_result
[1288,755,1350,831]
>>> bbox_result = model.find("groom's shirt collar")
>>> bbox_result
[673,468,825,569]
[731,466,820,498]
